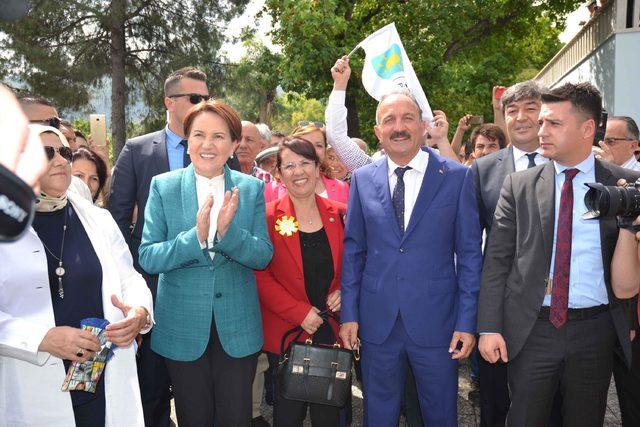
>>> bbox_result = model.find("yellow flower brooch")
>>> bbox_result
[275,215,299,237]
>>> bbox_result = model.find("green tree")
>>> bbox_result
[0,0,249,157]
[265,0,580,144]
[270,92,326,134]
[223,34,282,125]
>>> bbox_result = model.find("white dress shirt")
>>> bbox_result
[621,155,640,172]
[387,149,429,230]
[512,145,548,172]
[195,172,225,256]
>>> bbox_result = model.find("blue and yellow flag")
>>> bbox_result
[356,23,433,122]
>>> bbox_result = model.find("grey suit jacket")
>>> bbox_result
[478,159,640,365]
[471,146,515,234]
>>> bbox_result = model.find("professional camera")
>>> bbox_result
[582,181,640,230]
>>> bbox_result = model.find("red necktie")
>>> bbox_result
[550,168,579,329]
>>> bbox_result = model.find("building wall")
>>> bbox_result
[552,32,640,125]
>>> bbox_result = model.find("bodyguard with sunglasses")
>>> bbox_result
[109,66,230,427]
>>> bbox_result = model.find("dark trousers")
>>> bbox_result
[137,332,171,427]
[613,333,640,426]
[266,352,341,427]
[166,320,258,427]
[479,357,509,427]
[507,311,616,427]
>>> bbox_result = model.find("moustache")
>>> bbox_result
[390,131,411,140]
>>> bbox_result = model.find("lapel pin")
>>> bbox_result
[329,217,335,223]
[438,169,444,174]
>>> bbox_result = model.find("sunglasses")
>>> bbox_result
[297,121,324,128]
[168,93,211,104]
[44,146,73,162]
[30,117,61,129]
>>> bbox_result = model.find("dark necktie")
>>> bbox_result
[180,139,191,168]
[526,152,538,169]
[392,166,411,233]
[550,168,580,329]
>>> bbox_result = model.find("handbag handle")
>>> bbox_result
[279,310,342,355]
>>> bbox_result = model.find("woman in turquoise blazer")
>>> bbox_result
[139,100,273,426]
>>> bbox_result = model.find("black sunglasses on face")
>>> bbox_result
[168,93,211,104]
[44,146,73,162]
[297,120,324,128]
[30,117,61,129]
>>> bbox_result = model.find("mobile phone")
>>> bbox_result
[494,87,507,100]
[89,114,107,146]
[468,115,484,126]
[593,109,608,146]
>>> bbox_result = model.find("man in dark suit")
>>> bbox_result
[478,82,640,426]
[109,66,239,426]
[471,80,548,426]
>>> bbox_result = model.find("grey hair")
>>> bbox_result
[610,116,640,140]
[375,88,423,125]
[255,123,272,143]
[501,80,546,112]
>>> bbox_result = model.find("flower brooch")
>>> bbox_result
[275,215,299,237]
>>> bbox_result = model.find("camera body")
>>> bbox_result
[583,180,640,231]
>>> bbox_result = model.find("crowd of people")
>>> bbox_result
[1,52,640,427]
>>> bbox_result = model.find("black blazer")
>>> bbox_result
[478,159,640,366]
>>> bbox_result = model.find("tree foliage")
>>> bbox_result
[0,0,249,156]
[265,0,581,145]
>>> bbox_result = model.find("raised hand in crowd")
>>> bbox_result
[217,187,239,238]
[492,86,508,136]
[331,55,351,91]
[301,307,324,335]
[592,139,614,162]
[451,114,473,161]
[38,325,102,363]
[426,109,460,162]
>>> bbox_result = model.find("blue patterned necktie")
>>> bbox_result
[526,152,538,169]
[392,166,411,233]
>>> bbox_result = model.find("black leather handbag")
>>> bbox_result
[277,313,356,407]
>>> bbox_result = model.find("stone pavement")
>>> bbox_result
[171,359,624,426]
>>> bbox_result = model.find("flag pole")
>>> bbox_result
[346,43,360,58]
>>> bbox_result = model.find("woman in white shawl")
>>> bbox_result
[0,125,153,427]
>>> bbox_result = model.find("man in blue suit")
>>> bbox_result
[339,89,483,426]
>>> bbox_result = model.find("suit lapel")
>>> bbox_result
[403,148,445,239]
[372,160,402,239]
[181,164,199,231]
[536,161,556,263]
[500,146,516,174]
[152,130,170,173]
[317,196,343,279]
[275,195,304,276]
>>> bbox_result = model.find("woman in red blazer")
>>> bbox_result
[255,138,346,427]
[263,123,350,204]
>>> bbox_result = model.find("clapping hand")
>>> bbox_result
[196,194,214,244]
[217,187,239,239]
[104,295,148,347]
